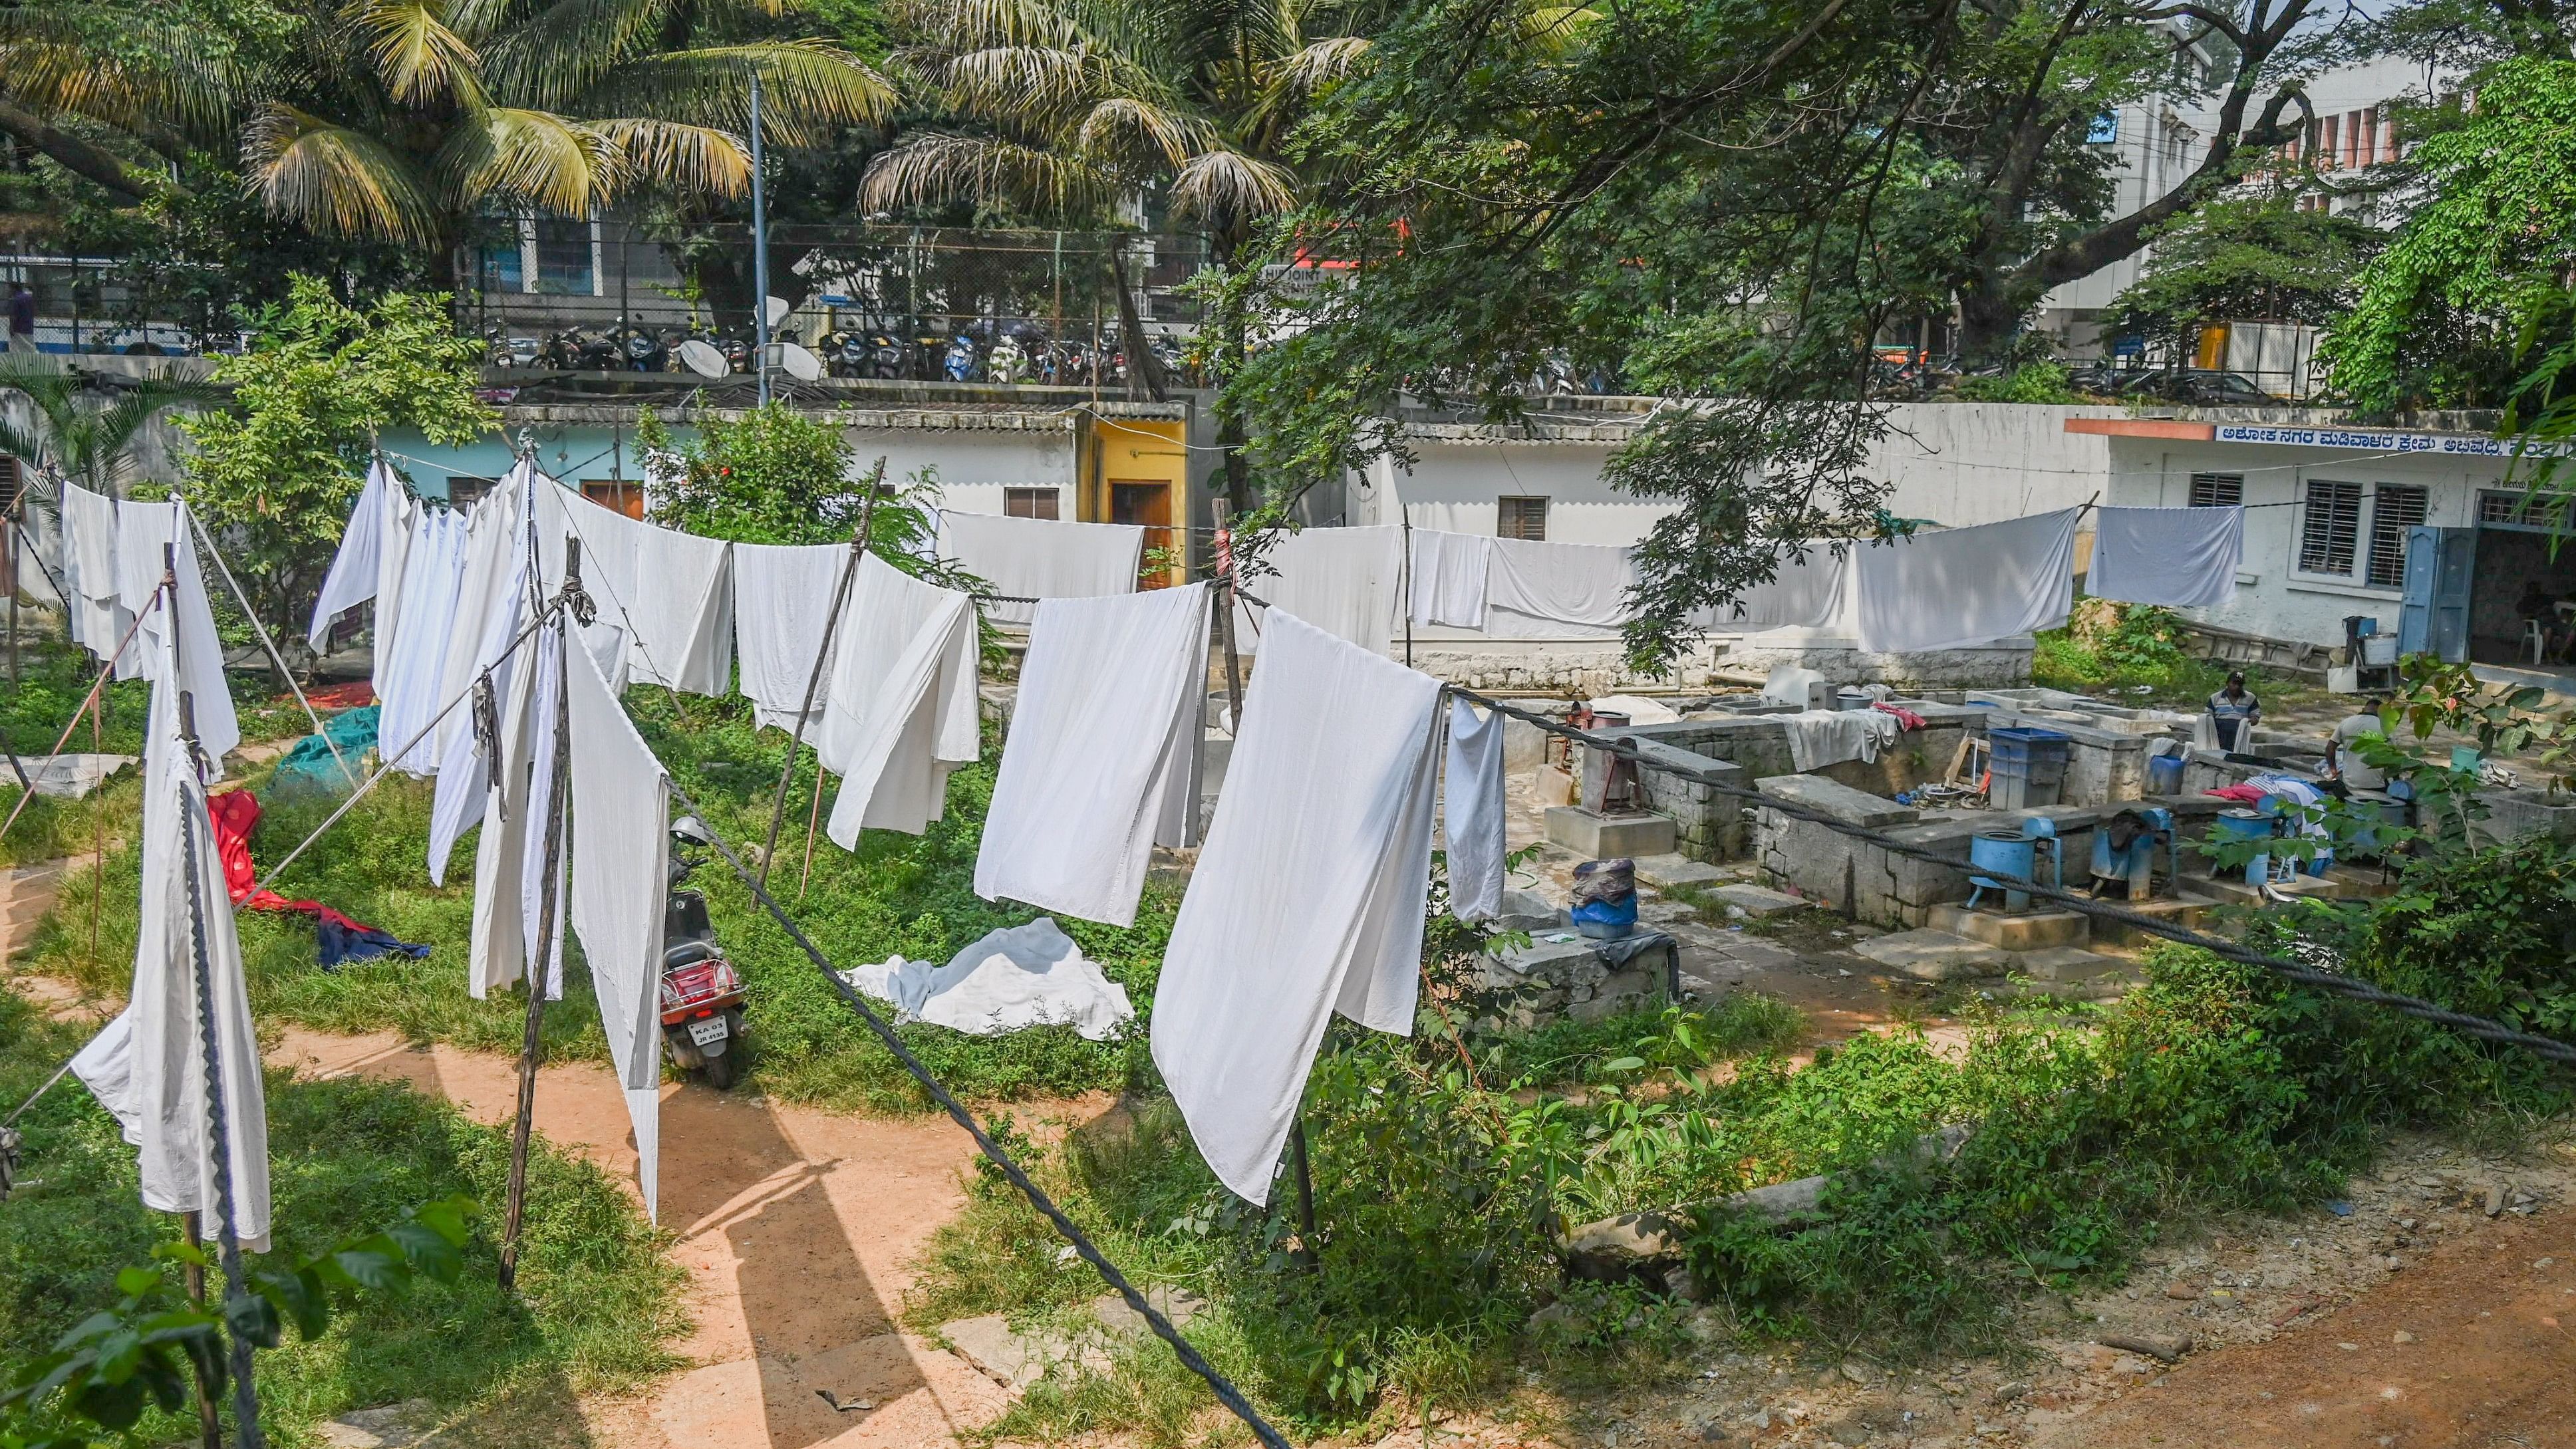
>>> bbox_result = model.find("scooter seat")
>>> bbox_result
[664,939,718,972]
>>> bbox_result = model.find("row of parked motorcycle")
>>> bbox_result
[483,317,1198,386]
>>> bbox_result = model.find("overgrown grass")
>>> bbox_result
[2029,596,2298,707]
[22,684,1171,1113]
[0,983,685,1446]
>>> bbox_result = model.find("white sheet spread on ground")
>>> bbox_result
[1852,509,2079,654]
[1711,543,1850,631]
[307,459,394,648]
[1485,535,1638,629]
[1238,525,1403,654]
[58,482,126,661]
[565,640,669,1222]
[126,628,269,1250]
[426,465,533,884]
[1443,697,1506,922]
[843,918,1134,1040]
[821,554,980,845]
[379,504,468,774]
[938,510,1144,626]
[731,540,850,733]
[1152,610,1443,1203]
[1779,708,1902,771]
[1406,529,1494,628]
[2088,505,2244,609]
[975,583,1208,927]
[469,622,565,1000]
[70,1008,142,1144]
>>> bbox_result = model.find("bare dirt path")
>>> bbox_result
[270,1027,1107,1449]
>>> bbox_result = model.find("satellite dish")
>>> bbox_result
[765,295,791,329]
[678,339,729,379]
[779,342,824,383]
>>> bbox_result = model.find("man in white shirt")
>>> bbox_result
[2327,698,2391,793]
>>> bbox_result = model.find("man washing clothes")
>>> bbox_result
[2206,671,2261,751]
[2326,696,2392,794]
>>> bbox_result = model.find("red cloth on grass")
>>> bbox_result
[204,787,383,931]
[303,682,376,709]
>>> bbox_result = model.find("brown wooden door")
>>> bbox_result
[1110,480,1173,589]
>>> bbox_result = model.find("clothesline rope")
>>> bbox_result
[1449,689,2576,1068]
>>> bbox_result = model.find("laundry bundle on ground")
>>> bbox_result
[2088,504,2244,608]
[1151,609,1503,1203]
[976,583,1209,926]
[204,788,431,970]
[843,918,1135,1040]
[938,509,1146,626]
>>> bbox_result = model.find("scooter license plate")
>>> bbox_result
[686,1017,730,1047]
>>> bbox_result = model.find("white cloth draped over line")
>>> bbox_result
[70,1008,142,1145]
[1852,509,2080,654]
[1443,697,1507,922]
[468,621,565,1000]
[1151,610,1442,1203]
[2087,505,2243,609]
[1709,543,1850,632]
[126,622,269,1250]
[731,540,851,733]
[378,504,468,775]
[1485,535,1638,632]
[533,485,735,696]
[1405,530,1495,628]
[1778,709,1902,771]
[307,458,395,648]
[938,510,1145,626]
[564,640,670,1222]
[101,499,239,773]
[1237,525,1404,654]
[425,464,533,885]
[974,583,1209,927]
[820,553,981,845]
[57,482,126,660]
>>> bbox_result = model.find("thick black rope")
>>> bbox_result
[1453,688,2576,1068]
[660,779,1295,1449]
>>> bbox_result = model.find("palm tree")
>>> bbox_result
[0,359,219,499]
[861,0,1383,500]
[0,1,895,247]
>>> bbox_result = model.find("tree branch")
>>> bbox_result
[0,100,157,201]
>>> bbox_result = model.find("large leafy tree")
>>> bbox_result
[2104,194,2383,366]
[176,277,496,666]
[0,0,895,248]
[861,0,1392,505]
[1227,0,2328,668]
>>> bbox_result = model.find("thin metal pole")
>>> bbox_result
[1399,505,1413,668]
[757,461,885,884]
[750,68,771,409]
[170,543,264,1449]
[501,551,577,1293]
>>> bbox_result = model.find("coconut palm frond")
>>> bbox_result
[479,0,674,110]
[350,0,486,106]
[859,130,1114,216]
[1516,3,1602,52]
[593,117,753,198]
[1075,94,1203,170]
[245,103,443,243]
[932,45,1098,126]
[0,17,241,142]
[895,0,1086,51]
[439,106,621,216]
[576,41,896,146]
[1274,35,1370,94]
[1169,146,1296,227]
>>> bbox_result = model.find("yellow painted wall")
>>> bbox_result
[1085,416,1191,585]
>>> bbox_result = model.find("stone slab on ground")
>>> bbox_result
[1709,882,1807,918]
[1753,773,1920,828]
[316,1400,433,1448]
[1851,928,2008,982]
[1542,806,1677,858]
[940,1313,1108,1391]
[1925,901,2089,950]
[1089,1287,1205,1337]
[2086,892,2214,946]
[2007,946,2142,1001]
[1633,853,1727,891]
[1491,887,1560,931]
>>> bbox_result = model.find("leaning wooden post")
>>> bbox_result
[1210,502,1244,727]
[758,458,887,886]
[501,541,579,1293]
[178,1210,222,1449]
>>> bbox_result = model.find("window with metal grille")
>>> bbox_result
[2189,473,2243,508]
[2299,479,2362,575]
[446,476,494,509]
[1498,495,1549,541]
[2365,483,2428,587]
[1004,487,1060,519]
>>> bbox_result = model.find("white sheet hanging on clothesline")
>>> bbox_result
[307,459,396,649]
[1406,529,1495,629]
[1707,543,1850,632]
[2087,505,2243,610]
[731,540,850,733]
[938,510,1145,626]
[534,485,735,696]
[125,622,269,1250]
[57,482,125,660]
[1443,696,1506,922]
[426,464,533,885]
[820,553,981,845]
[1485,535,1638,631]
[1151,610,1443,1203]
[468,620,565,1001]
[975,583,1208,927]
[378,503,468,775]
[564,638,670,1222]
[1852,509,2079,654]
[1236,525,1404,655]
[95,498,240,774]
[69,1008,142,1144]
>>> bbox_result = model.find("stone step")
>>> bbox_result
[2088,893,2216,947]
[1542,807,1677,859]
[1924,902,2088,951]
[1852,928,2008,982]
[2007,946,2142,1000]
[1709,882,1808,918]
[1632,853,1727,892]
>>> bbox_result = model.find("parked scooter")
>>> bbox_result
[986,332,1029,383]
[660,817,748,1089]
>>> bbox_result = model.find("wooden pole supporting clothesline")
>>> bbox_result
[500,542,579,1293]
[758,458,888,887]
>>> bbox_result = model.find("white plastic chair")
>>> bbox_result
[2523,618,2549,664]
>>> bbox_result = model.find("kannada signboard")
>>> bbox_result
[2210,424,2576,458]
